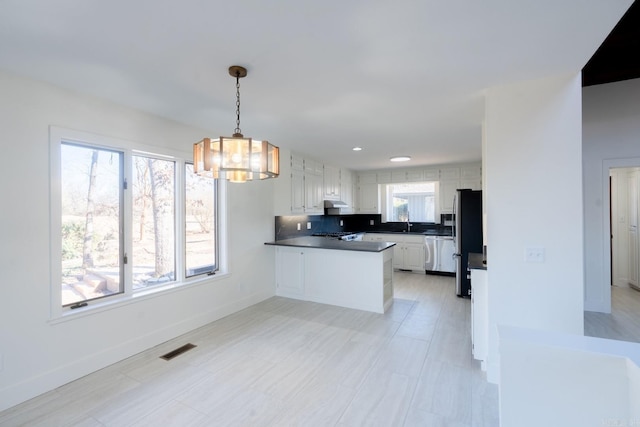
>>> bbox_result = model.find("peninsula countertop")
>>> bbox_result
[265,236,396,253]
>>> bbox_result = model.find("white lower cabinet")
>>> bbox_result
[363,233,425,271]
[399,240,426,270]
[274,245,394,313]
[471,268,488,370]
[275,247,305,298]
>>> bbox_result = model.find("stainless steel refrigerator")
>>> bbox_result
[453,189,483,297]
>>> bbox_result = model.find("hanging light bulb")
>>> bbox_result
[193,66,279,182]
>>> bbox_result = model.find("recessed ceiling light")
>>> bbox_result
[352,146,362,151]
[390,156,411,162]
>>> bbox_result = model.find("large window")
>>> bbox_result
[386,182,436,223]
[185,163,217,277]
[55,133,219,310]
[60,143,124,306]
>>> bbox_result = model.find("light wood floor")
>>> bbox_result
[0,272,499,427]
[584,284,640,343]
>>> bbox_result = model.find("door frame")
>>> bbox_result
[603,157,640,313]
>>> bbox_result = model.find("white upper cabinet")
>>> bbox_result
[323,164,341,200]
[282,151,354,214]
[423,168,439,181]
[461,165,481,179]
[355,162,481,216]
[359,173,378,185]
[440,167,461,180]
[291,168,305,213]
[357,173,379,213]
[340,168,354,213]
[291,153,304,171]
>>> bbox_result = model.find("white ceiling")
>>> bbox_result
[0,0,632,170]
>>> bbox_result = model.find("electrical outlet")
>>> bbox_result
[307,222,311,230]
[524,247,545,263]
[340,220,344,227]
[370,220,375,225]
[297,223,301,231]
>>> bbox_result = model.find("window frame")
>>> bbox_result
[383,181,438,223]
[49,126,227,321]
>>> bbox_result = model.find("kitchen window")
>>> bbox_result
[51,128,220,313]
[386,182,437,223]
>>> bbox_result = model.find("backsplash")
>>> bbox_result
[274,214,382,240]
[274,214,452,240]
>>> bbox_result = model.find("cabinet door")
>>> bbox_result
[440,167,460,180]
[423,168,439,181]
[291,153,304,171]
[471,269,488,362]
[439,180,459,214]
[323,164,340,200]
[404,243,425,270]
[358,183,379,213]
[340,168,353,213]
[358,173,377,185]
[406,169,424,182]
[392,244,404,269]
[377,172,391,183]
[276,247,304,298]
[460,178,481,191]
[391,171,407,183]
[291,169,305,213]
[305,172,323,213]
[461,165,481,179]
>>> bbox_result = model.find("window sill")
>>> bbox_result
[49,271,231,325]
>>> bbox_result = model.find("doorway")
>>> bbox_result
[588,165,640,343]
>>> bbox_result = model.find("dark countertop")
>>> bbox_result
[468,252,487,270]
[265,236,396,253]
[366,230,453,237]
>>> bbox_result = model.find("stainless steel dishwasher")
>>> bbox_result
[425,235,455,274]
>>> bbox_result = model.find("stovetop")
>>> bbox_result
[312,232,355,238]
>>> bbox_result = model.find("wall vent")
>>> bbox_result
[160,343,196,361]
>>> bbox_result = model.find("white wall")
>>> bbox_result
[499,325,640,427]
[583,78,640,312]
[0,71,276,411]
[484,73,584,383]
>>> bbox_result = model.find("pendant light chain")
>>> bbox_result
[234,72,242,136]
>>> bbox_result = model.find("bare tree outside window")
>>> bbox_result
[60,143,122,306]
[185,164,217,276]
[58,139,218,308]
[132,156,175,288]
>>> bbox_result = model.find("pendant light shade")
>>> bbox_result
[193,66,279,182]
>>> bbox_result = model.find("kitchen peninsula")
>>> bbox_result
[265,237,395,313]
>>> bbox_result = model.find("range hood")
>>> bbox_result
[324,200,349,208]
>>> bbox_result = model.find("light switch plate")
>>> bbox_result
[340,220,344,227]
[524,247,545,263]
[297,223,301,231]
[307,222,311,230]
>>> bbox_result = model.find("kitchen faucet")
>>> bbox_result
[406,211,412,232]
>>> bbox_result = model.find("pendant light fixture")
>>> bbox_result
[193,66,279,183]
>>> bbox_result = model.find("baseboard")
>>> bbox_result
[0,290,273,412]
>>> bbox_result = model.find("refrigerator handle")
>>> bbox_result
[452,193,457,252]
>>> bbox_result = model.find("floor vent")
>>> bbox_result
[160,343,196,361]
